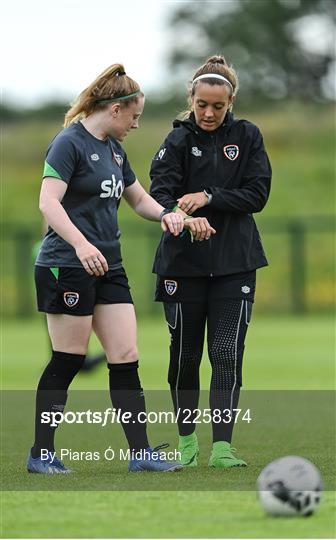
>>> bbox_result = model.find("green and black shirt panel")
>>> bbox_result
[36,122,136,269]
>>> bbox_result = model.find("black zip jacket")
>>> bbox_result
[150,112,272,277]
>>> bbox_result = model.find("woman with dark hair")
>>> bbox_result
[150,55,272,469]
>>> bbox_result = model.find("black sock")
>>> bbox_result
[32,350,85,458]
[108,361,149,452]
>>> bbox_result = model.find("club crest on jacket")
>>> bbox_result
[223,144,239,161]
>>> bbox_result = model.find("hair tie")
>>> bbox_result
[95,90,140,104]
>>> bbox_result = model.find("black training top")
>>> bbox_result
[36,122,136,269]
[150,112,272,277]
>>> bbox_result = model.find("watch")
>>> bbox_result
[203,190,213,204]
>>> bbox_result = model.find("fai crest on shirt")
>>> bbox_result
[113,151,123,167]
[63,292,79,308]
[223,144,239,161]
[164,280,178,296]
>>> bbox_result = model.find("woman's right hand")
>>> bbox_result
[75,241,109,276]
[183,217,216,242]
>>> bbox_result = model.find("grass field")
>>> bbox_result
[1,315,335,538]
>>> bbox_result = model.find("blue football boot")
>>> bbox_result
[129,443,183,472]
[27,450,72,474]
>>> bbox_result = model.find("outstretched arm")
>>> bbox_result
[123,180,184,236]
[124,180,216,241]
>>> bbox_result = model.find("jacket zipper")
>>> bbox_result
[209,133,218,277]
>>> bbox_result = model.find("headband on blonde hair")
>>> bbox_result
[95,90,141,104]
[192,73,233,92]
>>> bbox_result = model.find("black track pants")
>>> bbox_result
[164,299,252,443]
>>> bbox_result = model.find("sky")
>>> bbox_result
[2,0,175,107]
[2,1,335,107]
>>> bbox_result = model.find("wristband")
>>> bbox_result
[172,205,179,212]
[159,208,171,220]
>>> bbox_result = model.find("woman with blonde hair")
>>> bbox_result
[150,55,271,468]
[28,63,214,474]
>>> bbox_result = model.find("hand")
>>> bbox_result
[183,217,216,242]
[75,241,108,276]
[161,212,184,236]
[177,192,209,215]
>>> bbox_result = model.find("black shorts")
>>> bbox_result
[155,270,256,303]
[35,266,133,316]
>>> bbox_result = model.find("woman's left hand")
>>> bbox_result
[161,212,184,236]
[177,192,209,214]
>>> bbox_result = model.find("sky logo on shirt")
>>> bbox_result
[100,174,124,199]
[90,153,100,161]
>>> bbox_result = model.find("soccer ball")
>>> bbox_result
[257,456,322,517]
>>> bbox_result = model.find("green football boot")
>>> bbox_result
[178,433,199,467]
[208,441,247,469]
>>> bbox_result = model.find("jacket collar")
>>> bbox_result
[173,111,234,136]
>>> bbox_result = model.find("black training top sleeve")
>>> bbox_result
[150,133,185,209]
[207,128,272,213]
